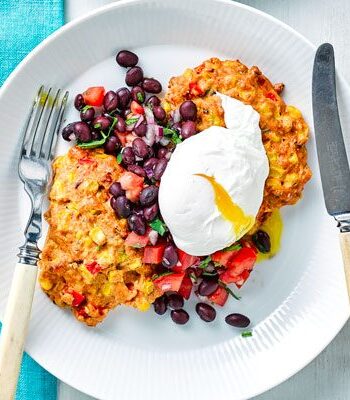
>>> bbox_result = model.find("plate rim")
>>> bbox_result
[1,0,349,399]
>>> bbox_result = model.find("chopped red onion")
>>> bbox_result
[173,108,181,124]
[159,137,170,146]
[155,126,163,143]
[148,230,159,246]
[143,124,156,146]
[134,115,145,128]
[144,106,155,124]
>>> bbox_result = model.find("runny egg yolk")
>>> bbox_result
[195,174,255,238]
[256,210,283,262]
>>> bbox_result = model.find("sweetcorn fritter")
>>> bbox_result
[39,146,160,326]
[163,58,312,225]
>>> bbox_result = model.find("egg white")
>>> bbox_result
[158,94,269,256]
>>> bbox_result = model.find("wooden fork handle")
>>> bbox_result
[340,232,350,300]
[0,263,38,400]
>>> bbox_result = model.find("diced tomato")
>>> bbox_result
[143,244,166,264]
[173,250,200,272]
[82,86,105,107]
[69,290,86,307]
[240,239,258,254]
[257,76,266,86]
[85,261,102,274]
[178,274,193,299]
[220,269,241,285]
[153,272,185,293]
[125,231,150,248]
[78,157,95,165]
[115,132,127,146]
[265,91,277,101]
[235,270,251,288]
[119,171,144,202]
[208,286,228,307]
[226,247,257,275]
[189,81,204,96]
[76,307,89,318]
[211,249,240,267]
[130,100,144,115]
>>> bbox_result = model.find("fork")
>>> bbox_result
[0,86,68,400]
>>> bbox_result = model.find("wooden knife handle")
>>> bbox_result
[339,232,350,300]
[0,263,38,400]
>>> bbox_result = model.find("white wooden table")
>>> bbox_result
[60,1,350,398]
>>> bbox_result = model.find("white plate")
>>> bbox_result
[0,0,349,399]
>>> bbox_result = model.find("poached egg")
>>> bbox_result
[158,93,269,256]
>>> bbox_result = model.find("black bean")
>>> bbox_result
[179,100,197,121]
[109,182,124,197]
[171,309,189,325]
[143,203,159,222]
[145,95,161,109]
[157,148,169,159]
[153,106,166,121]
[122,147,135,165]
[181,120,196,139]
[104,136,120,154]
[62,123,76,141]
[132,138,148,158]
[153,158,168,180]
[131,86,145,104]
[153,295,168,315]
[80,106,95,122]
[74,94,85,110]
[140,185,158,206]
[116,87,131,110]
[73,122,91,142]
[112,196,132,218]
[198,279,218,296]
[252,230,271,253]
[115,116,126,133]
[225,313,251,328]
[142,78,162,94]
[91,130,101,140]
[103,90,118,112]
[162,245,178,268]
[195,303,216,322]
[143,157,158,178]
[121,108,131,119]
[133,207,144,217]
[93,115,111,131]
[125,66,144,86]
[127,214,146,235]
[127,164,146,177]
[167,294,184,310]
[134,122,147,137]
[116,50,138,68]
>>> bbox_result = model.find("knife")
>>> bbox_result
[313,43,350,297]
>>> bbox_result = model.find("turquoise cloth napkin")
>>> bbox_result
[0,0,64,398]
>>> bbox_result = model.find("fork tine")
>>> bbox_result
[42,90,69,161]
[36,89,61,157]
[28,88,53,158]
[20,86,44,158]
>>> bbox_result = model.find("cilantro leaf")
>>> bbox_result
[78,117,118,149]
[241,331,253,338]
[152,271,173,281]
[136,92,144,102]
[224,243,242,252]
[149,218,167,236]
[198,256,212,269]
[164,127,183,145]
[218,280,241,300]
[116,153,123,164]
[126,117,139,126]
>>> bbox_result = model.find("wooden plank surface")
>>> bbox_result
[60,0,350,398]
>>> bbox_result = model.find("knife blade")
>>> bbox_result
[312,43,350,228]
